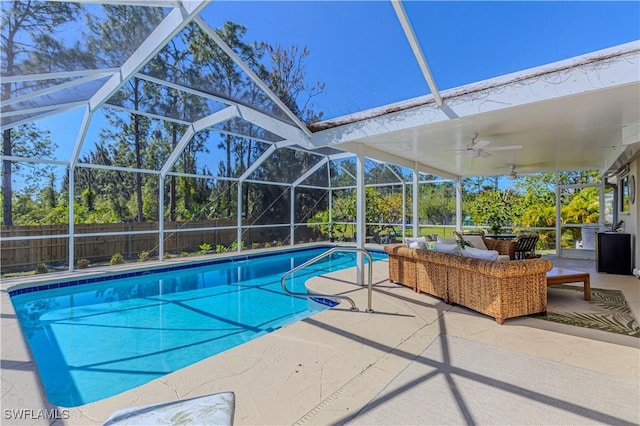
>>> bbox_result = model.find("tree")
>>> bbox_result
[85,5,165,222]
[264,43,325,124]
[467,189,518,234]
[0,123,57,225]
[419,182,455,225]
[188,21,265,218]
[1,1,80,225]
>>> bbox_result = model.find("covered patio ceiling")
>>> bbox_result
[310,41,640,180]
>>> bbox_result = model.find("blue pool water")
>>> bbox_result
[11,247,386,407]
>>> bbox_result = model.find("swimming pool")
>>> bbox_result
[10,246,386,407]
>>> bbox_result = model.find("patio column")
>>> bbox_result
[237,181,242,252]
[158,176,164,261]
[402,182,407,239]
[68,106,92,272]
[356,150,366,285]
[290,186,295,246]
[68,166,75,271]
[555,176,562,256]
[412,164,419,238]
[456,177,462,231]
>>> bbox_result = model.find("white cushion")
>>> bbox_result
[103,392,235,425]
[405,236,427,249]
[497,255,511,262]
[434,242,459,254]
[465,246,499,261]
[436,236,457,244]
[463,235,488,250]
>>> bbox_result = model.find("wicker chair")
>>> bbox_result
[515,232,539,259]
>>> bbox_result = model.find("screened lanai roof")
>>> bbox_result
[2,0,639,182]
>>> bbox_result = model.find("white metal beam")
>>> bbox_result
[68,106,93,270]
[238,145,277,181]
[237,105,309,147]
[356,149,366,285]
[104,103,191,126]
[310,102,449,148]
[134,73,235,108]
[330,159,357,183]
[0,155,68,166]
[195,16,312,138]
[328,152,356,161]
[360,144,457,180]
[391,0,458,119]
[1,68,119,84]
[69,106,92,167]
[165,171,236,181]
[455,177,462,231]
[104,103,296,146]
[76,162,161,175]
[292,157,329,187]
[1,101,86,118]
[2,73,114,108]
[412,163,419,237]
[88,1,208,112]
[1,102,86,132]
[367,156,405,183]
[52,0,181,7]
[161,105,239,176]
[290,186,295,246]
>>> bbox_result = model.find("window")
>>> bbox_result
[619,174,630,213]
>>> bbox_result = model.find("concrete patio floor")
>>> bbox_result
[1,248,639,425]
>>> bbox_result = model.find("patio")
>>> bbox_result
[2,1,639,424]
[1,250,638,425]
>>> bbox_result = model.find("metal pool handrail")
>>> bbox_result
[280,247,374,313]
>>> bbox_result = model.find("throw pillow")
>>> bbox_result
[463,235,488,250]
[465,246,499,261]
[434,242,459,254]
[436,236,457,244]
[404,236,427,249]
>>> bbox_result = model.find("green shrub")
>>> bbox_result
[215,244,228,253]
[35,263,48,274]
[180,251,189,257]
[110,252,124,265]
[229,241,245,251]
[138,251,150,262]
[198,242,212,255]
[77,259,90,269]
[251,242,261,250]
[263,242,271,248]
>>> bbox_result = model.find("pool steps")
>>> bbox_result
[281,247,375,313]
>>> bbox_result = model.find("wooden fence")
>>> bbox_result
[1,221,319,273]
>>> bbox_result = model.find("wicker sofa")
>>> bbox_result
[384,243,553,324]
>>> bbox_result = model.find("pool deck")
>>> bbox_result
[1,245,639,425]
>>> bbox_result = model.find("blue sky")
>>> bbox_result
[203,1,640,119]
[37,1,640,165]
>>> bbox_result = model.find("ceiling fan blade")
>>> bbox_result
[486,144,523,151]
[455,148,475,157]
[478,150,492,158]
[474,140,491,149]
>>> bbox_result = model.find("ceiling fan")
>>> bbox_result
[507,164,538,180]
[457,134,522,158]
